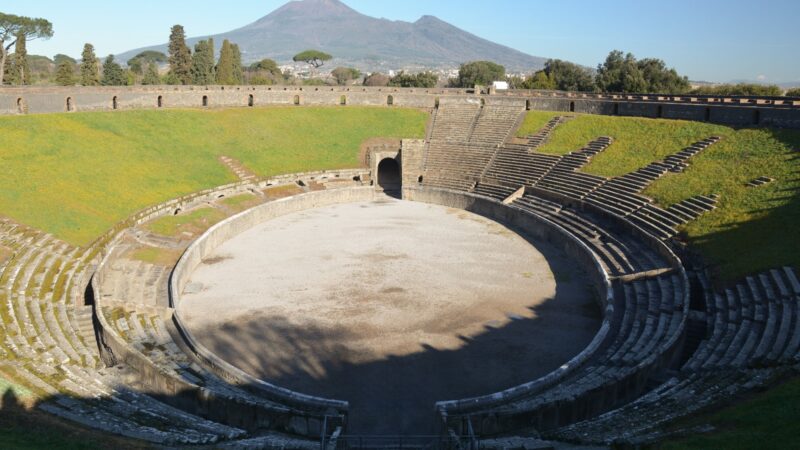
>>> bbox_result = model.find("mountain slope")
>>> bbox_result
[118,0,547,71]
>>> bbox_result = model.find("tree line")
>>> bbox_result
[2,12,799,96]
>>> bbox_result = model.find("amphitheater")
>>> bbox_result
[0,86,799,448]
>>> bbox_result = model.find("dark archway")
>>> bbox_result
[340,95,347,106]
[16,98,24,114]
[202,95,209,107]
[157,95,163,108]
[112,96,118,110]
[293,95,300,105]
[387,95,393,106]
[248,94,254,107]
[569,101,575,112]
[377,158,401,196]
[66,97,74,112]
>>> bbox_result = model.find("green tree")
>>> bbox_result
[636,58,690,93]
[786,87,800,97]
[167,24,192,85]
[363,72,389,87]
[389,70,438,88]
[331,66,361,85]
[215,39,235,84]
[454,61,505,88]
[190,38,215,84]
[246,58,282,85]
[0,13,53,85]
[524,70,557,90]
[293,49,332,68]
[6,33,30,84]
[251,58,281,76]
[231,43,243,84]
[537,59,595,92]
[101,54,125,86]
[54,59,75,85]
[80,43,99,86]
[142,62,160,85]
[596,50,649,93]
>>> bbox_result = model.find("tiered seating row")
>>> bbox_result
[482,271,685,431]
[422,142,496,191]
[439,191,688,433]
[548,368,779,445]
[472,181,518,201]
[469,106,526,146]
[0,219,247,445]
[545,267,800,445]
[512,194,667,276]
[429,104,480,142]
[530,137,612,200]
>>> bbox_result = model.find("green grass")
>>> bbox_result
[129,246,183,266]
[0,107,427,246]
[219,192,260,211]
[144,206,226,238]
[518,111,800,281]
[662,375,800,450]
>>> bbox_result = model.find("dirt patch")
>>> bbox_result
[263,183,304,199]
[306,181,326,192]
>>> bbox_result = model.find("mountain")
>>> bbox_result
[117,0,548,72]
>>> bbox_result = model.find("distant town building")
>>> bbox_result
[492,81,509,90]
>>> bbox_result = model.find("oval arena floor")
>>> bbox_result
[179,196,601,433]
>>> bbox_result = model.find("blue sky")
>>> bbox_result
[5,0,799,83]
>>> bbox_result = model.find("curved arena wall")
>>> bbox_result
[90,170,369,437]
[169,184,621,435]
[168,187,383,427]
[404,186,689,435]
[3,85,799,128]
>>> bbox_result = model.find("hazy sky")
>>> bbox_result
[5,0,799,83]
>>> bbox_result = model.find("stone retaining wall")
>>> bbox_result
[168,187,381,431]
[3,85,799,128]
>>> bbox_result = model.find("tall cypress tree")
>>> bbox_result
[190,38,215,85]
[215,39,234,85]
[80,43,99,86]
[231,43,243,85]
[167,25,192,85]
[8,33,29,85]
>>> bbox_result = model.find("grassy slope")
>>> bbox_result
[518,111,800,281]
[0,107,427,246]
[661,375,800,450]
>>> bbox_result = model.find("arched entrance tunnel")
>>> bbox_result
[377,158,401,194]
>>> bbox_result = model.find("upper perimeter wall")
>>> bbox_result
[2,85,799,129]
